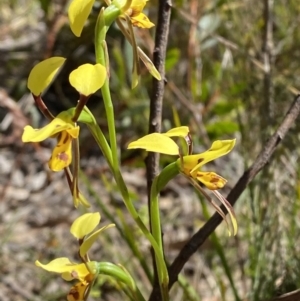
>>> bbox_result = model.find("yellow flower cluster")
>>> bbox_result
[36,213,114,301]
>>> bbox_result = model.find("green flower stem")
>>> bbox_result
[114,169,169,299]
[101,77,119,166]
[94,9,169,300]
[150,162,179,300]
[150,162,179,249]
[87,123,113,170]
[98,262,145,301]
[77,104,113,170]
[98,262,134,288]
[95,9,118,171]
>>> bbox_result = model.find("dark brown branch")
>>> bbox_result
[146,0,172,297]
[263,288,300,301]
[149,95,300,300]
[146,0,172,183]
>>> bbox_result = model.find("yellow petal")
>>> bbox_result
[182,139,236,173]
[61,263,91,281]
[36,257,72,272]
[70,212,101,239]
[48,132,73,171]
[67,126,80,139]
[128,133,179,155]
[130,0,147,15]
[27,57,66,95]
[195,171,227,190]
[131,13,154,28]
[164,126,190,138]
[35,257,88,279]
[67,281,89,301]
[79,224,115,257]
[68,0,95,37]
[69,63,107,95]
[22,118,73,143]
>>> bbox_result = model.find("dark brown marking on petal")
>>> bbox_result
[68,289,79,301]
[211,177,220,183]
[62,133,69,144]
[55,124,61,128]
[197,158,204,164]
[57,152,69,162]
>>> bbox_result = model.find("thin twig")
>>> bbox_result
[146,0,172,184]
[149,95,300,300]
[263,288,300,301]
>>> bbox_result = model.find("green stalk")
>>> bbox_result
[114,169,169,298]
[94,9,169,300]
[98,262,145,301]
[150,162,179,300]
[95,8,118,169]
[150,162,179,250]
[87,122,113,169]
[77,105,113,169]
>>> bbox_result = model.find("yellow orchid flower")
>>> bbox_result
[35,257,96,281]
[36,213,115,301]
[128,126,235,189]
[180,140,235,190]
[22,111,79,172]
[24,60,106,172]
[128,127,238,235]
[122,0,154,28]
[36,258,97,301]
